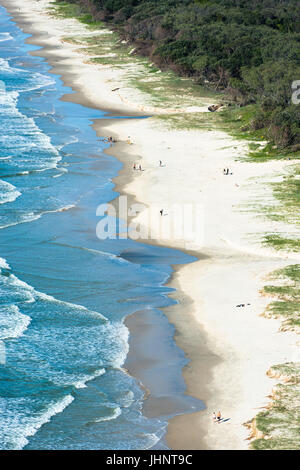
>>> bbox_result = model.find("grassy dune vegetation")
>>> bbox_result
[252,266,299,449]
[251,362,300,450]
[262,264,300,332]
[50,1,219,113]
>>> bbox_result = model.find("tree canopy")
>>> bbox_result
[61,0,300,148]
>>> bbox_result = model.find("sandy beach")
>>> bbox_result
[3,0,299,450]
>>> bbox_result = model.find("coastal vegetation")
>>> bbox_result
[252,267,300,449]
[250,362,300,450]
[51,2,219,113]
[54,0,300,152]
[262,264,300,332]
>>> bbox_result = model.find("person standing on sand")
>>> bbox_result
[160,209,163,216]
[217,411,221,422]
[212,412,217,423]
[139,164,142,171]
[133,163,136,170]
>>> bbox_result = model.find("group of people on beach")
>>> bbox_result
[101,136,116,144]
[212,411,222,423]
[111,133,165,217]
[133,160,164,171]
[133,163,142,171]
[132,157,165,215]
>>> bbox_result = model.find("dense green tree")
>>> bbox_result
[59,0,300,148]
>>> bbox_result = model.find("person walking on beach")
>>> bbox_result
[212,412,217,423]
[160,209,163,216]
[217,411,222,423]
[159,160,162,167]
[133,163,136,170]
[139,164,142,171]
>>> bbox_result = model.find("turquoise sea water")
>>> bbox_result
[0,5,202,449]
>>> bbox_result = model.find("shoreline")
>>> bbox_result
[3,0,299,451]
[94,114,299,450]
[1,0,208,450]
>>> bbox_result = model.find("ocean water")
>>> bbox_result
[0,5,202,450]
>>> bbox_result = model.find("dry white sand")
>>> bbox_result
[4,0,299,450]
[103,118,300,449]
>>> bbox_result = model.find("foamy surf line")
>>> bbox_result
[0,60,60,175]
[0,263,109,323]
[0,204,76,230]
[6,394,75,450]
[0,304,31,340]
[0,258,133,448]
[0,179,21,204]
[0,32,12,42]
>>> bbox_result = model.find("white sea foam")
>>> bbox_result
[0,58,55,92]
[105,320,129,369]
[0,179,21,204]
[0,32,13,42]
[52,167,68,178]
[0,272,36,303]
[4,273,35,292]
[75,368,106,389]
[3,268,127,370]
[144,432,165,450]
[120,390,135,408]
[2,270,108,322]
[0,304,31,340]
[78,246,131,265]
[36,290,108,322]
[0,212,42,230]
[94,406,122,423]
[56,204,75,212]
[0,394,74,450]
[0,257,10,270]
[0,81,61,172]
[0,57,11,70]
[0,204,77,230]
[56,135,79,150]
